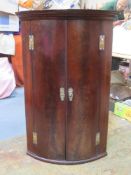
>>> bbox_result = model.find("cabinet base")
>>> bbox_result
[27,151,107,165]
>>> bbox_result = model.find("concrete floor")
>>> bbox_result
[0,112,131,175]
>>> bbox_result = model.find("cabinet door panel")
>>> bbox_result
[31,20,66,160]
[66,20,107,161]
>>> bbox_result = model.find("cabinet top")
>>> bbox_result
[18,10,117,21]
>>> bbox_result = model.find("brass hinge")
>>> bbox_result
[96,132,100,146]
[99,35,105,51]
[29,35,34,50]
[60,87,65,101]
[33,132,37,145]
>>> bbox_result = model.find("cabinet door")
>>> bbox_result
[30,20,66,160]
[66,20,112,161]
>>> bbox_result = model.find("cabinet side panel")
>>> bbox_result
[30,20,66,160]
[66,20,110,161]
[21,21,34,153]
[98,21,113,154]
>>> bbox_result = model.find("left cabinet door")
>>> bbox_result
[22,20,67,161]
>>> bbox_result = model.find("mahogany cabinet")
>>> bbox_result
[19,10,116,164]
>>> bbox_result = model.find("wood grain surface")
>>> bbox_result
[20,10,115,164]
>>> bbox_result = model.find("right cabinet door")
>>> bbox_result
[66,20,113,161]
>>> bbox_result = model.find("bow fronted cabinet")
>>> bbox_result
[18,10,116,164]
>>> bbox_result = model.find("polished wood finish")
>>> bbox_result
[30,20,66,160]
[19,10,115,164]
